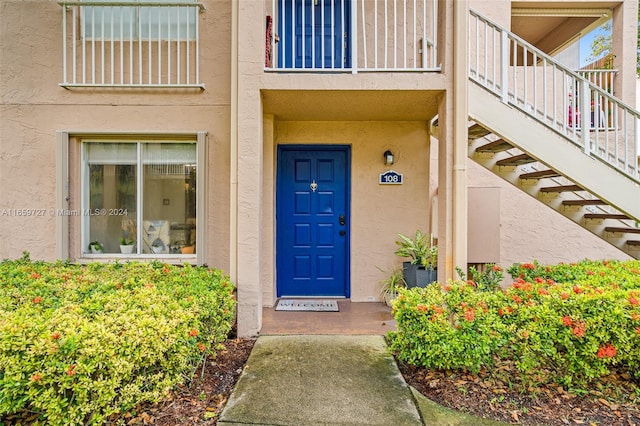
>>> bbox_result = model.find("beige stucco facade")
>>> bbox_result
[1,0,638,336]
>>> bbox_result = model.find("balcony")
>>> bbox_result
[58,1,205,89]
[264,0,440,73]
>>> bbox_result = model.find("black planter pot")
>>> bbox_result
[403,261,437,288]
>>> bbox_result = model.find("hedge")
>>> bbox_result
[0,253,236,425]
[389,259,640,389]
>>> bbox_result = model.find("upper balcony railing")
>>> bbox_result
[469,9,639,181]
[58,1,205,89]
[265,0,439,72]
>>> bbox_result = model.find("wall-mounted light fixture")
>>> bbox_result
[383,150,394,166]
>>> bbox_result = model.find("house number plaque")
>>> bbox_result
[379,170,403,185]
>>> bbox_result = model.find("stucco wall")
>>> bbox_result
[467,160,631,268]
[0,0,232,268]
[267,120,431,304]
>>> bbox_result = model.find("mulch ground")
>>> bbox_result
[131,337,257,425]
[399,360,640,426]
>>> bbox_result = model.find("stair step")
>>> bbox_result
[519,169,560,179]
[468,124,492,140]
[584,213,630,220]
[605,227,640,234]
[540,184,583,193]
[475,139,512,153]
[562,199,606,206]
[627,240,640,247]
[496,153,536,166]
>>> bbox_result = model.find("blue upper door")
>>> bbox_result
[278,0,351,69]
[276,146,350,297]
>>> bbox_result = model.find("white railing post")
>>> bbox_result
[500,29,508,103]
[351,0,357,73]
[62,5,67,85]
[579,73,591,154]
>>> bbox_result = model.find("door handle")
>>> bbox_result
[339,214,346,226]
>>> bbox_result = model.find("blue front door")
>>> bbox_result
[277,0,351,69]
[276,146,350,297]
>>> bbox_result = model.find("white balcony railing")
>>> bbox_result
[469,10,639,181]
[265,0,439,72]
[59,1,205,89]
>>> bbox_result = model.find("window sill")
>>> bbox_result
[79,254,197,265]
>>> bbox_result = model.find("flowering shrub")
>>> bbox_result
[0,253,236,425]
[455,263,504,292]
[389,259,640,389]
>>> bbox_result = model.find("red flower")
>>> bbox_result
[189,329,199,337]
[30,373,42,382]
[629,296,639,306]
[512,295,523,304]
[66,364,77,376]
[631,313,640,321]
[534,277,544,283]
[50,332,61,340]
[586,270,594,276]
[538,288,549,296]
[635,327,640,335]
[432,306,444,315]
[596,344,617,359]
[443,284,451,292]
[546,279,555,285]
[522,330,530,339]
[560,292,570,300]
[571,322,586,338]
[464,309,475,322]
[562,316,573,326]
[32,296,42,304]
[492,264,502,272]
[197,342,206,352]
[30,272,41,279]
[466,280,476,287]
[522,263,535,270]
[573,286,583,294]
[416,304,428,312]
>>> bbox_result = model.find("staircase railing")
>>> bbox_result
[469,9,639,183]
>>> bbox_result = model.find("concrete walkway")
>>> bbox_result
[218,335,505,426]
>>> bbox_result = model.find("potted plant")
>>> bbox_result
[394,230,437,288]
[119,237,135,254]
[88,241,103,254]
[151,241,164,254]
[378,266,405,306]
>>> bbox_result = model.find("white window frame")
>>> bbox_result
[56,131,207,264]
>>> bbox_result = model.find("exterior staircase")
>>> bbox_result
[464,10,640,259]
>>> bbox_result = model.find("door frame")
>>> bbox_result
[275,144,351,298]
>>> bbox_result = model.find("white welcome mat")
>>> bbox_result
[275,299,339,312]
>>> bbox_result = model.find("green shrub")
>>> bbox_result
[389,259,640,389]
[0,255,236,425]
[390,283,507,373]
